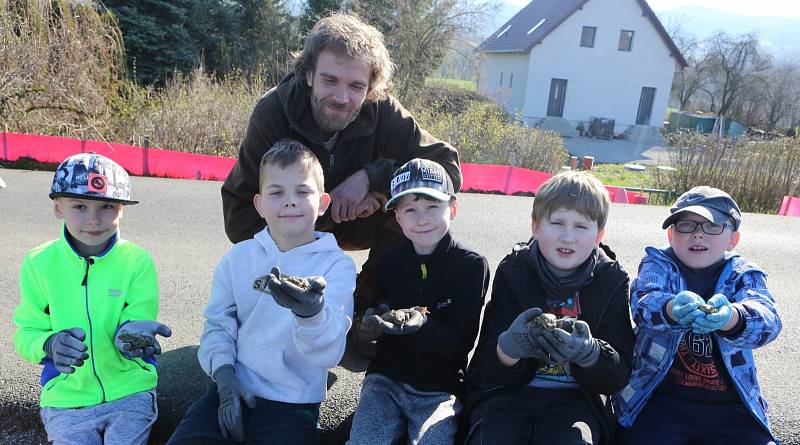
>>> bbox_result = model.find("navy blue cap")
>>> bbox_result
[385,159,454,210]
[662,186,741,231]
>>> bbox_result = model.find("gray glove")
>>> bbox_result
[370,307,428,335]
[536,320,601,368]
[267,267,326,318]
[497,307,549,361]
[357,304,390,342]
[114,320,173,358]
[44,327,89,374]
[214,365,257,441]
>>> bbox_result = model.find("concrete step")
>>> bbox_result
[537,117,579,138]
[624,125,666,147]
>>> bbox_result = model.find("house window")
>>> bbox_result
[580,26,596,48]
[618,30,634,51]
[500,72,503,87]
[509,73,514,88]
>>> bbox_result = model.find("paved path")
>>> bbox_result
[564,136,674,165]
[1,169,798,444]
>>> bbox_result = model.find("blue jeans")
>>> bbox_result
[167,387,320,445]
[40,390,158,445]
[346,373,462,445]
[466,387,599,445]
[617,394,777,445]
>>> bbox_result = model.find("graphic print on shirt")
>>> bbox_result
[671,332,729,392]
[534,294,581,384]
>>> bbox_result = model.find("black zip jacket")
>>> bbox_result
[465,241,634,445]
[221,73,462,244]
[368,232,490,396]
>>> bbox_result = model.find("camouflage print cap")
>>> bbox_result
[49,153,138,204]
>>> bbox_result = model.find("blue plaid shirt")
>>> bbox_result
[614,246,781,440]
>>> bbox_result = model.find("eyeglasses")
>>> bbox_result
[673,220,728,235]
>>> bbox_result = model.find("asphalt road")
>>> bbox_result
[1,168,799,444]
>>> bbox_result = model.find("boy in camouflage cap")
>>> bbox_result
[13,152,171,445]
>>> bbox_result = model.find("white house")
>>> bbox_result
[476,0,687,138]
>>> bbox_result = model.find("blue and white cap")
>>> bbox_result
[385,158,454,210]
[49,153,138,204]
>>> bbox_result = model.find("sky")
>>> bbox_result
[505,0,800,17]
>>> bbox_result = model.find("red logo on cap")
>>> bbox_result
[88,173,107,194]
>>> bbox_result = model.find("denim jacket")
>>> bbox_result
[614,247,781,439]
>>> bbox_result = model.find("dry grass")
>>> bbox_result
[655,132,800,213]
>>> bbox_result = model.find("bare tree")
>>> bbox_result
[705,32,771,118]
[352,0,497,105]
[666,15,712,111]
[761,63,800,131]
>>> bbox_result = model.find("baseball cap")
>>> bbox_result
[384,158,454,210]
[49,153,138,204]
[661,186,740,231]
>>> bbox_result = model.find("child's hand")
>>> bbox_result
[692,294,734,334]
[358,304,390,342]
[114,320,172,358]
[497,307,549,361]
[372,306,428,335]
[670,291,705,326]
[213,365,256,441]
[267,267,326,318]
[44,328,89,374]
[536,321,601,368]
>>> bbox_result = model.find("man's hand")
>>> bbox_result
[329,169,370,223]
[213,365,256,441]
[497,307,549,361]
[536,320,601,368]
[357,304,390,342]
[692,294,735,334]
[267,267,326,318]
[114,320,173,358]
[355,192,387,219]
[44,327,89,374]
[669,290,705,326]
[370,307,428,335]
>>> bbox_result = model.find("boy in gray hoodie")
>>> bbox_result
[168,139,356,444]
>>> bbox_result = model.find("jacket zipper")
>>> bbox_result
[329,152,335,171]
[82,257,107,403]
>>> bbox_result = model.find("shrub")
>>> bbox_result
[655,132,800,213]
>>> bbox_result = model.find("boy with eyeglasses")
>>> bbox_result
[615,186,782,445]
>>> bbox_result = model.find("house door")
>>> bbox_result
[636,87,656,125]
[547,79,568,117]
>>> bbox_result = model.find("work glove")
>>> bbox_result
[114,320,173,358]
[357,304,390,342]
[370,306,428,335]
[267,267,326,318]
[536,320,601,368]
[497,307,549,361]
[214,365,257,442]
[670,290,705,326]
[44,327,89,374]
[692,293,734,334]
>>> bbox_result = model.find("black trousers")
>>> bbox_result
[166,388,320,445]
[466,387,600,445]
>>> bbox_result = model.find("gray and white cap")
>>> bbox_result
[49,152,138,204]
[385,158,454,210]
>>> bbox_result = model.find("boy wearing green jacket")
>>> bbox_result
[13,153,172,445]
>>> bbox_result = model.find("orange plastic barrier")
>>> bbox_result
[778,196,800,217]
[2,132,556,195]
[1,132,235,181]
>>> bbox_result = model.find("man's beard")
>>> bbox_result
[309,92,361,134]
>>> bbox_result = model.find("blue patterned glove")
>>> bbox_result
[692,294,734,334]
[670,291,705,326]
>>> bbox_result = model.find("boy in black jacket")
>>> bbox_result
[347,159,490,444]
[465,171,634,445]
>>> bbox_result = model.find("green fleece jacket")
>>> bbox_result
[13,227,160,408]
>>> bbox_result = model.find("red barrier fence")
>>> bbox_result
[1,132,561,196]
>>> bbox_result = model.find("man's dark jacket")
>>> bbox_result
[221,73,462,244]
[465,241,634,445]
